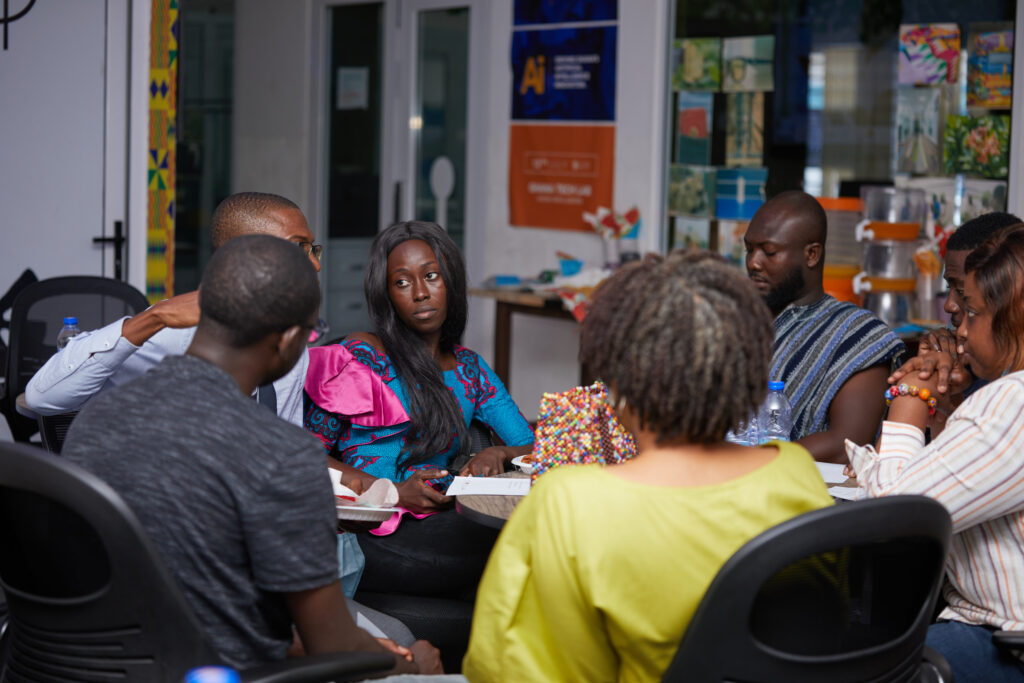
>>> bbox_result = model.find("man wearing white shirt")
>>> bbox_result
[25,192,322,425]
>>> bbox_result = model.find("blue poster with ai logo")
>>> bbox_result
[511,25,617,122]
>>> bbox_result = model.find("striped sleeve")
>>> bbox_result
[847,376,1024,534]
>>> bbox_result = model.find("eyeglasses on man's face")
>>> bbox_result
[297,241,324,260]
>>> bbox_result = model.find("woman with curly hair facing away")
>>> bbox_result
[463,252,833,682]
[302,222,533,618]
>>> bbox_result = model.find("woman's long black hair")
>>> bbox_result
[364,221,470,475]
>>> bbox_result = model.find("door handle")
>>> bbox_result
[92,220,125,280]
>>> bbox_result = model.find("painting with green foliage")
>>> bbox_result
[943,115,1009,178]
[668,165,715,216]
[673,38,721,91]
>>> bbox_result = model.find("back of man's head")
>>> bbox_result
[210,192,300,249]
[947,211,1022,252]
[199,234,320,348]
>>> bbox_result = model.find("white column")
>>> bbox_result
[1009,8,1024,216]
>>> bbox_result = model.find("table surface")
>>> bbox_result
[454,465,860,524]
[468,287,563,308]
[455,470,531,529]
[468,287,583,391]
[15,392,36,419]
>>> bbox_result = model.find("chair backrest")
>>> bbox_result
[2,276,150,442]
[0,442,222,682]
[0,269,38,336]
[662,495,952,683]
[0,269,39,420]
[38,411,79,454]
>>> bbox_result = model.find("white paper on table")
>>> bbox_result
[815,462,848,484]
[828,486,863,501]
[445,476,531,497]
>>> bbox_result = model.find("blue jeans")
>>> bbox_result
[926,620,1024,683]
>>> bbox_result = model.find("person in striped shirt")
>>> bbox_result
[848,222,1024,682]
[744,191,904,463]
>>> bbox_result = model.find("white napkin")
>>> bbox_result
[328,469,399,508]
[815,462,848,484]
[828,486,862,501]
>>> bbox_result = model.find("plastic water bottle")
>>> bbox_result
[725,411,760,446]
[56,317,81,349]
[758,381,793,443]
[184,666,240,683]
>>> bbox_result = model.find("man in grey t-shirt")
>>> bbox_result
[63,235,442,675]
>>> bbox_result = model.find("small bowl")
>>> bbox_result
[559,259,583,277]
[511,455,536,475]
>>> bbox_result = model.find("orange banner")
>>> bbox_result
[509,123,615,231]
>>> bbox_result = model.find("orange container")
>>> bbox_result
[860,276,916,292]
[861,221,921,241]
[823,264,860,305]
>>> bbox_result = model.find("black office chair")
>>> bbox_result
[2,276,151,446]
[0,270,38,427]
[662,495,954,683]
[0,442,395,682]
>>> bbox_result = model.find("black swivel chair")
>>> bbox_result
[3,276,151,447]
[0,442,394,682]
[663,495,954,683]
[0,270,38,431]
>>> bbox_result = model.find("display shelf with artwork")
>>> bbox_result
[662,1,1015,260]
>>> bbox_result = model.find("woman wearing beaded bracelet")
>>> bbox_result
[846,223,1024,682]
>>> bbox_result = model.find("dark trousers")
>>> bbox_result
[356,508,499,601]
[354,509,499,673]
[927,620,1024,683]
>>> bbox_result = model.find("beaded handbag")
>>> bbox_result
[530,381,637,480]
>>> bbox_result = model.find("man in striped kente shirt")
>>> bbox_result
[744,191,904,464]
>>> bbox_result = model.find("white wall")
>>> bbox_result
[463,1,670,416]
[0,1,149,296]
[232,1,313,203]
[233,0,670,417]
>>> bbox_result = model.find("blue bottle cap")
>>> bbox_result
[63,317,78,325]
[768,381,785,391]
[184,666,240,683]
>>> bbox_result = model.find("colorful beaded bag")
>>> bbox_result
[530,381,637,480]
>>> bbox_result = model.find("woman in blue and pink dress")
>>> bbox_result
[303,220,533,601]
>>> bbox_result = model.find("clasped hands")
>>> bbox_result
[888,328,972,423]
[844,329,970,481]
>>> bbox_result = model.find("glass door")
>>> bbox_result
[318,0,389,336]
[406,4,470,249]
[315,0,477,336]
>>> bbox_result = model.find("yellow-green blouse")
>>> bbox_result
[463,441,833,683]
